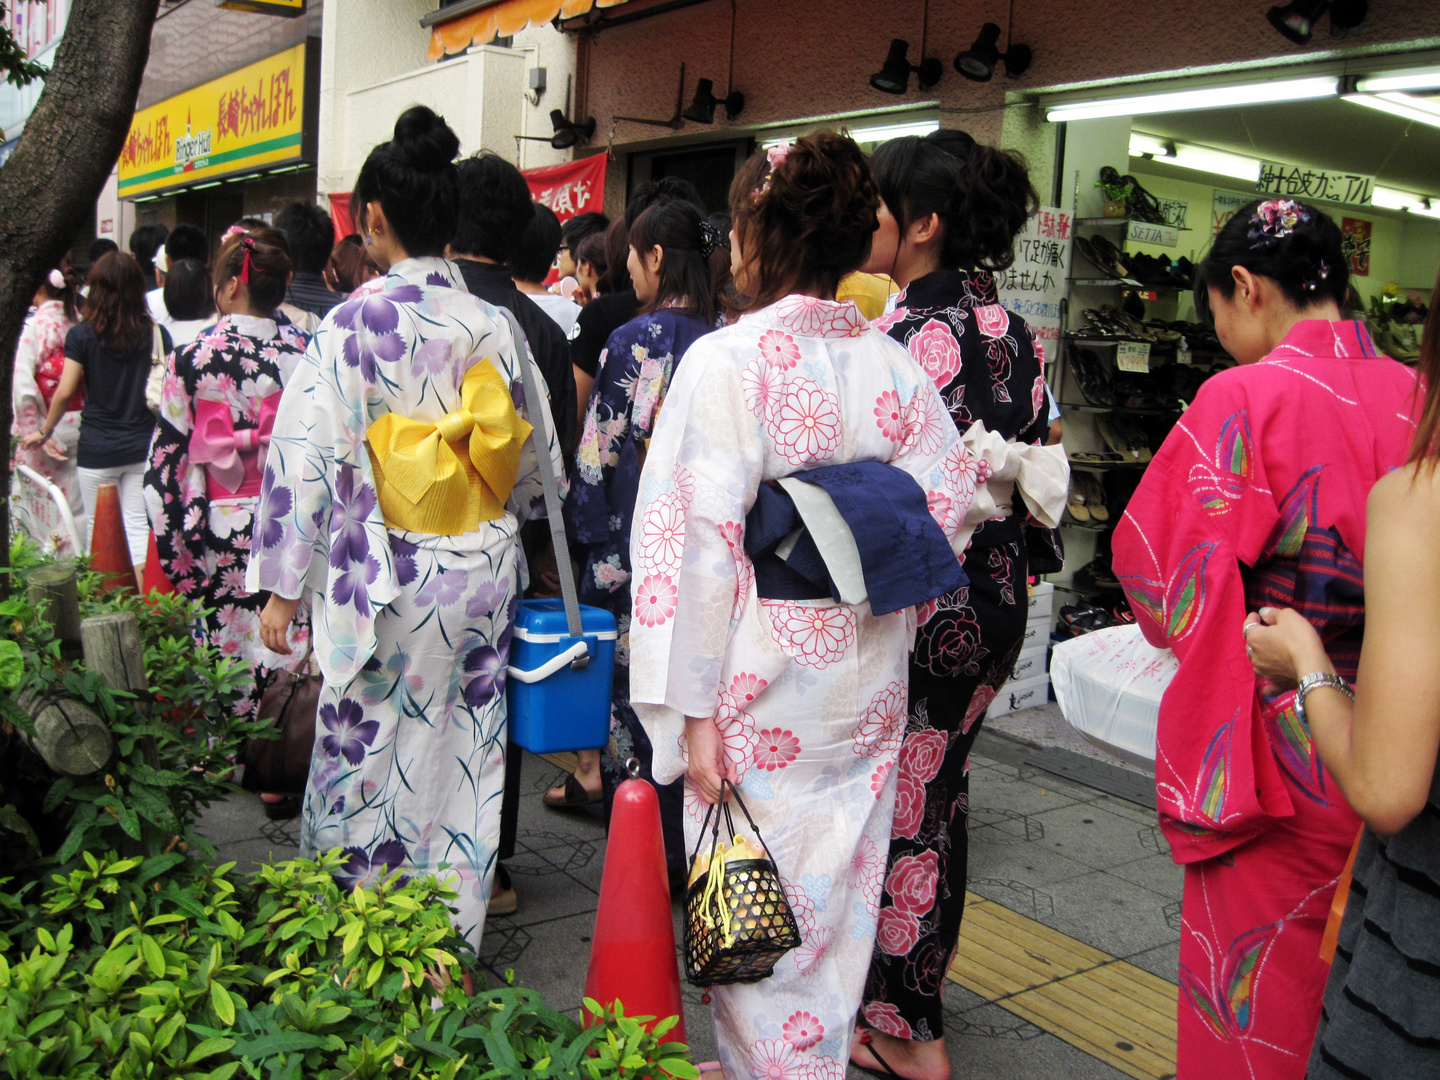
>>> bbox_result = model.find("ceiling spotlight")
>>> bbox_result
[1327,0,1368,35]
[682,78,744,124]
[869,39,943,95]
[1266,0,1328,45]
[954,22,1032,81]
[549,109,596,150]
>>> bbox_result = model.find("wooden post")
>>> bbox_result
[80,612,147,701]
[26,564,81,652]
[17,689,113,776]
[81,611,157,768]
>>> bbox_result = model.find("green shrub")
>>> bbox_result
[0,546,696,1079]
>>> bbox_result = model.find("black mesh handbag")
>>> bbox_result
[683,780,802,987]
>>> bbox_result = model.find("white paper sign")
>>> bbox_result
[1212,191,1252,236]
[1116,341,1152,373]
[997,207,1073,362]
[1257,162,1373,207]
[1128,220,1179,249]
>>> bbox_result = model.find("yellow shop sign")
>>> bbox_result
[118,43,309,198]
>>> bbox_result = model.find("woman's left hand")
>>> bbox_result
[1244,607,1330,691]
[260,594,301,656]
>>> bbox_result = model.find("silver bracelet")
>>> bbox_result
[1294,672,1353,726]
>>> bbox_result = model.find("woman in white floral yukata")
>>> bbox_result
[629,132,978,1080]
[12,263,84,553]
[250,107,562,947]
[145,227,312,738]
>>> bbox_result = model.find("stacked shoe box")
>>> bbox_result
[989,582,1054,717]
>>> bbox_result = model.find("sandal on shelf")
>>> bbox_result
[1068,450,1125,465]
[1066,479,1091,523]
[1074,556,1121,591]
[1069,347,1115,406]
[542,773,603,810]
[1079,473,1109,522]
[1085,235,1132,279]
[1124,174,1166,225]
[1096,416,1153,463]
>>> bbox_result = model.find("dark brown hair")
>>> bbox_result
[1407,268,1440,464]
[214,227,293,313]
[325,234,378,294]
[83,251,152,351]
[598,216,631,294]
[871,131,1038,273]
[628,200,717,325]
[575,232,608,285]
[728,131,880,311]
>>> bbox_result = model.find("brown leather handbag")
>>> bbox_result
[239,657,321,796]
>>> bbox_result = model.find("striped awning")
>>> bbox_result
[426,0,634,61]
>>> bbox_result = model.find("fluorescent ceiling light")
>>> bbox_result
[1345,91,1440,129]
[1046,76,1339,122]
[1373,184,1440,219]
[1128,132,1172,158]
[1357,67,1440,93]
[1129,133,1260,182]
[762,119,937,149]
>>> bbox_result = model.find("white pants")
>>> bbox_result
[77,462,149,566]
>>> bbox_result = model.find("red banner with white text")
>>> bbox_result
[522,155,607,222]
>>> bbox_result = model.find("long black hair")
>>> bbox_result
[1194,198,1349,322]
[870,130,1037,273]
[628,200,718,325]
[352,106,461,257]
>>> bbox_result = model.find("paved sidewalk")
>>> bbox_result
[199,711,1177,1079]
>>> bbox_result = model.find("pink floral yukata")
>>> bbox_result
[1114,320,1418,1079]
[629,295,976,1080]
[11,299,83,553]
[145,314,313,722]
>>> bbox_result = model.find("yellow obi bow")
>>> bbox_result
[366,359,533,535]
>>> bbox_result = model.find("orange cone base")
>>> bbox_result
[583,777,686,1043]
[142,532,176,597]
[88,483,135,593]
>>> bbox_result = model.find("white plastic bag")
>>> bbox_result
[1051,624,1177,767]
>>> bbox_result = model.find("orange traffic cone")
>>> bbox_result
[89,483,136,592]
[584,777,686,1041]
[142,533,176,596]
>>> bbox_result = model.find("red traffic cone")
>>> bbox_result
[89,483,136,592]
[142,532,176,596]
[584,777,686,1042]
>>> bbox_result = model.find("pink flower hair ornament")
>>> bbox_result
[752,142,794,201]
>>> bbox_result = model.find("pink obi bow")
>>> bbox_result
[189,394,279,498]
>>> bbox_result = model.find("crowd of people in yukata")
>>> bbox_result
[11,101,1440,1080]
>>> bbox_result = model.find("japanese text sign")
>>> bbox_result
[1256,162,1373,207]
[119,43,308,198]
[997,206,1072,359]
[522,156,607,222]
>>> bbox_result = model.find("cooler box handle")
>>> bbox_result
[508,640,591,684]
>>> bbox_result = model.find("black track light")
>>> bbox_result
[1328,0,1368,36]
[869,39,943,95]
[1266,0,1328,45]
[682,78,745,124]
[549,109,595,150]
[954,22,1032,82]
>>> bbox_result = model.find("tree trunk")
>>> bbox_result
[26,563,81,652]
[17,688,112,776]
[0,0,161,577]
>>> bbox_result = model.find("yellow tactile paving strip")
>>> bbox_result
[949,892,1178,1080]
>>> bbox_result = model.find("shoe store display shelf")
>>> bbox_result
[1068,277,1190,291]
[1060,401,1181,417]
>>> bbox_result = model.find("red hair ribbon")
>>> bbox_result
[239,236,255,284]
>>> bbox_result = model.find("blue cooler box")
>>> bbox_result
[507,598,617,753]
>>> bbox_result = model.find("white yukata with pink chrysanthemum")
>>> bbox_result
[628,295,975,1080]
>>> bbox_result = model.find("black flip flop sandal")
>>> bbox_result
[542,773,603,809]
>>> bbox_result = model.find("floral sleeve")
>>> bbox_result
[12,320,42,438]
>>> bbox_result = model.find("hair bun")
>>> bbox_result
[391,105,460,172]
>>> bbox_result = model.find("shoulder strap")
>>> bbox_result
[498,306,583,639]
[152,322,165,363]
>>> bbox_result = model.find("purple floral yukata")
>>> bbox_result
[145,314,313,720]
[245,258,562,946]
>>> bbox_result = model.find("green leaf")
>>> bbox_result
[210,981,236,1026]
[233,1031,334,1058]
[658,1058,700,1079]
[184,1036,236,1064]
[0,639,24,689]
[141,934,165,977]
[203,1063,241,1080]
